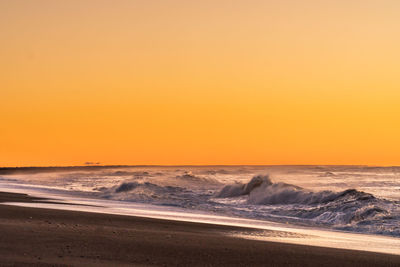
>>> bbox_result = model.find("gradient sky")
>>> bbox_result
[1,0,400,166]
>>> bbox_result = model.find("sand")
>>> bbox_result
[0,192,399,266]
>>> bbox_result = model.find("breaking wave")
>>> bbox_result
[216,175,375,205]
[215,175,400,235]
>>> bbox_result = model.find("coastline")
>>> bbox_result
[0,192,399,266]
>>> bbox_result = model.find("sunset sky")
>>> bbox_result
[1,0,400,166]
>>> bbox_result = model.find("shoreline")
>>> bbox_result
[0,192,399,266]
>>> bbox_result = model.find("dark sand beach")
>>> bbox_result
[0,192,399,266]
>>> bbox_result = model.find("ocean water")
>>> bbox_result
[1,165,400,238]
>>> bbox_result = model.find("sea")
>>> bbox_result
[1,165,400,254]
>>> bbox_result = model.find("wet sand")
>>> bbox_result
[0,192,399,266]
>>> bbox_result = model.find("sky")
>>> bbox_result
[1,0,400,166]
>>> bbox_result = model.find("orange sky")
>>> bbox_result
[1,0,400,167]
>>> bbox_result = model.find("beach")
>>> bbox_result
[0,192,399,266]
[3,0,400,265]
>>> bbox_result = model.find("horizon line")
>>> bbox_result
[2,164,400,169]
